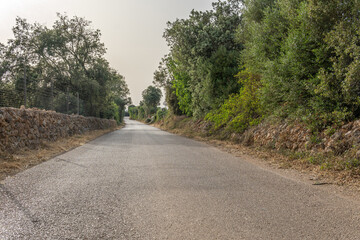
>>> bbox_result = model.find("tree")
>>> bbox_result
[153,55,185,116]
[239,0,360,129]
[142,86,162,116]
[0,14,130,122]
[34,13,108,116]
[162,0,243,118]
[128,105,138,120]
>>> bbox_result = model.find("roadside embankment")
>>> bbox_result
[155,116,360,187]
[0,107,119,180]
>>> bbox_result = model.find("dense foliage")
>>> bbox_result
[0,14,131,123]
[154,0,243,118]
[151,0,360,133]
[205,69,262,132]
[241,0,360,131]
[128,85,167,123]
[141,86,162,116]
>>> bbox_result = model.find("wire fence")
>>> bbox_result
[0,81,85,115]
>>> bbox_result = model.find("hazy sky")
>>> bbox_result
[0,0,214,105]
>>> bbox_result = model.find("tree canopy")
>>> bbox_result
[156,0,243,118]
[128,85,164,121]
[149,0,360,132]
[142,86,162,110]
[0,14,131,123]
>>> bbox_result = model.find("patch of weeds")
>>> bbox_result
[287,151,308,161]
[344,158,360,170]
[266,140,276,149]
[320,161,333,170]
[307,155,324,165]
[324,126,336,136]
[279,162,292,169]
[310,133,322,144]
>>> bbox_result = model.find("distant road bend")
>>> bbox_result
[1,118,360,239]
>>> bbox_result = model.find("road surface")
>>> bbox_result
[1,118,360,239]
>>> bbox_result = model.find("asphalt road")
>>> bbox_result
[1,118,360,239]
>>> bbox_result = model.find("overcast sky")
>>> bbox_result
[0,0,214,105]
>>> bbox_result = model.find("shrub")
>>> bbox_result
[205,69,263,133]
[156,108,168,122]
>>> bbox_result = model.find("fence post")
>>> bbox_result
[24,65,27,108]
[66,86,69,114]
[77,92,80,115]
[51,78,54,110]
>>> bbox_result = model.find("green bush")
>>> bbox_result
[241,0,360,129]
[103,101,120,124]
[128,105,138,120]
[156,108,168,122]
[205,69,263,133]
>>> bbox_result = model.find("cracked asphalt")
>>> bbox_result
[1,118,360,239]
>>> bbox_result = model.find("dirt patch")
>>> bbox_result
[0,125,122,181]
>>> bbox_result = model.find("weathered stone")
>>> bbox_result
[0,107,116,153]
[344,130,353,137]
[331,132,342,141]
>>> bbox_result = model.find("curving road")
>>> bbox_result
[1,118,360,239]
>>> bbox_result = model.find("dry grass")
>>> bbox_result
[0,125,123,181]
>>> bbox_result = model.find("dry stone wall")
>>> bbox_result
[0,107,117,153]
[231,120,360,157]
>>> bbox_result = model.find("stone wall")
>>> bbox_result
[0,107,117,153]
[232,120,360,156]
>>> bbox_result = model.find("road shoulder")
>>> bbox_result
[0,126,123,181]
[152,122,360,203]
